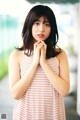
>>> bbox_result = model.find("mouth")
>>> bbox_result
[38,34,44,38]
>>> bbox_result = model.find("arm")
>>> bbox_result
[9,41,44,100]
[9,50,38,100]
[40,44,70,96]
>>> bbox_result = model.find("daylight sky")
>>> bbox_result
[0,0,60,22]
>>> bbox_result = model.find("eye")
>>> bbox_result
[44,22,51,27]
[45,23,51,26]
[34,21,40,26]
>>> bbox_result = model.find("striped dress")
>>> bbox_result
[13,54,66,120]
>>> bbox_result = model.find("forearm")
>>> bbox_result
[41,62,70,96]
[10,63,38,100]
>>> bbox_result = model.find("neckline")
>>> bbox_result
[23,54,59,64]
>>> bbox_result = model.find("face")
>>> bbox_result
[32,16,51,42]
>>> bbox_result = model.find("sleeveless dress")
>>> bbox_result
[13,54,66,120]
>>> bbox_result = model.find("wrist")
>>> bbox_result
[40,60,47,67]
[32,62,39,67]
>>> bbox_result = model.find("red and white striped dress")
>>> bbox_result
[13,55,66,120]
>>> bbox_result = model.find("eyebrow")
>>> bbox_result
[35,19,50,23]
[44,20,49,22]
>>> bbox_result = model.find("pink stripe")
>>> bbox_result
[13,55,66,120]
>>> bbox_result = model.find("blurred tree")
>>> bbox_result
[0,15,19,28]
[26,0,79,4]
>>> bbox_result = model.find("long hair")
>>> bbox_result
[18,5,61,58]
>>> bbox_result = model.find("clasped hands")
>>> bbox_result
[33,40,47,66]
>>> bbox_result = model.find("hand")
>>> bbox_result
[40,41,47,65]
[33,40,44,66]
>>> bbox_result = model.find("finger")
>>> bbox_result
[38,44,44,49]
[34,43,37,49]
[35,40,42,45]
[34,41,42,48]
[42,42,47,48]
[34,42,44,50]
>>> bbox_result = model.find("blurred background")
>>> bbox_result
[0,0,80,120]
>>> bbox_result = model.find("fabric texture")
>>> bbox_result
[13,55,66,120]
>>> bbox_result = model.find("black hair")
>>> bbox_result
[18,5,61,58]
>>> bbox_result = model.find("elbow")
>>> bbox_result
[11,92,22,100]
[63,84,70,97]
[10,89,23,100]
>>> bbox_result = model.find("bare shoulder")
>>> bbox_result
[9,49,24,64]
[9,50,21,60]
[56,48,68,62]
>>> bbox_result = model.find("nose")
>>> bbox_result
[39,24,44,32]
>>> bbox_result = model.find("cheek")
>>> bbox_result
[47,29,51,37]
[32,27,35,37]
[32,26,37,35]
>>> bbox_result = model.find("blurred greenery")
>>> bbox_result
[0,15,19,28]
[26,0,79,4]
[0,15,19,81]
[0,50,12,80]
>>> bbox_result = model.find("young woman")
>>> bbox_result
[9,5,70,120]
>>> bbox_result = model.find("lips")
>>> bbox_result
[38,34,44,38]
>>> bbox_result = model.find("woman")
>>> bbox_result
[9,5,70,120]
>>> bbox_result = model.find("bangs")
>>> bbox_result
[33,16,49,23]
[31,10,50,23]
